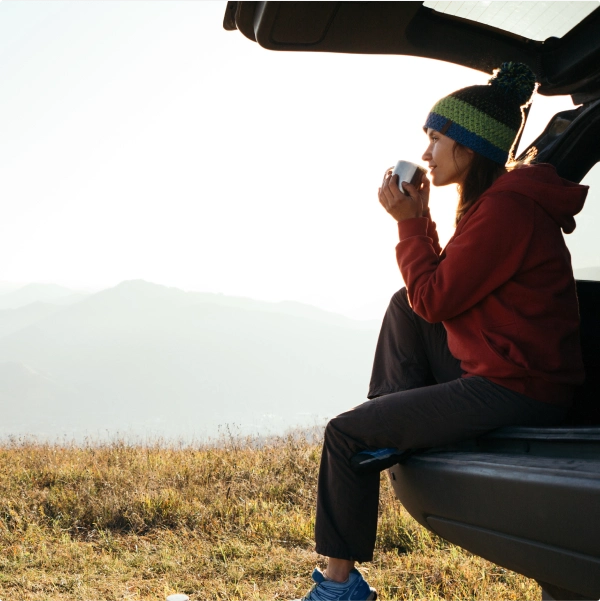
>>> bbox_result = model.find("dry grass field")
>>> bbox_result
[0,432,541,600]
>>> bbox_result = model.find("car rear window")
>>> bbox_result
[423,1,598,41]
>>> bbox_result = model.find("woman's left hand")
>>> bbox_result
[378,171,423,222]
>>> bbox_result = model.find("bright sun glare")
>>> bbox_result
[0,1,576,319]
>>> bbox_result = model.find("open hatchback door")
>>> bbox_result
[224,3,600,599]
[223,2,600,99]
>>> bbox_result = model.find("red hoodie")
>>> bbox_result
[396,163,588,405]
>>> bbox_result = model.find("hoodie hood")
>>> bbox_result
[490,163,588,234]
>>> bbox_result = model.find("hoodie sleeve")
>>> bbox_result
[396,190,535,323]
[423,209,442,256]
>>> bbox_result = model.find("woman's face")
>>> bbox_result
[422,128,473,187]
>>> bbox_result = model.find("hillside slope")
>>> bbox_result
[0,280,380,440]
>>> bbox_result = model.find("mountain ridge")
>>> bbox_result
[0,279,381,442]
[0,283,89,310]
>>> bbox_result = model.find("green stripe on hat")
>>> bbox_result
[431,96,517,152]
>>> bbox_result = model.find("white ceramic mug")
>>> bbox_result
[391,160,427,195]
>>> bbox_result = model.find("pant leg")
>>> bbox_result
[368,288,461,399]
[315,376,569,562]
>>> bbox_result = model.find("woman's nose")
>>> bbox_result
[422,142,433,161]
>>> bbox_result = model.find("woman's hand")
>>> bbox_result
[378,169,431,222]
[415,172,431,215]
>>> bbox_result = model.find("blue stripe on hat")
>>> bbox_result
[424,112,508,165]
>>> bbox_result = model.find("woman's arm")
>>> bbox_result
[379,171,442,256]
[422,208,442,256]
[397,190,535,323]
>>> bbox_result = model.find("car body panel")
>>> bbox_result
[388,429,600,598]
[388,279,600,599]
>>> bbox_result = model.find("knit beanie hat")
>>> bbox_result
[423,62,537,165]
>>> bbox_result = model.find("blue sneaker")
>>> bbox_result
[298,567,377,600]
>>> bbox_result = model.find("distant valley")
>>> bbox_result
[0,281,380,442]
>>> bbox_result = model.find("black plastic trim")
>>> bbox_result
[427,516,600,600]
[224,2,600,97]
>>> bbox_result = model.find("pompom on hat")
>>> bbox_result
[423,62,537,165]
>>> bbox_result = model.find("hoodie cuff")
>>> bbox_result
[398,217,429,241]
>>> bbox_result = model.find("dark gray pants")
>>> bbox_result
[314,288,569,562]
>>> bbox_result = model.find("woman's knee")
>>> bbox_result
[381,287,414,326]
[324,414,349,445]
[322,416,355,460]
[390,287,408,305]
[324,400,382,449]
[388,287,412,314]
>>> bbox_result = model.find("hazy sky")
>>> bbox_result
[1,1,595,319]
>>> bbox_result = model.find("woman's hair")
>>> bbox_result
[454,143,507,225]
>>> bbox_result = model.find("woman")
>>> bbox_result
[296,63,588,601]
